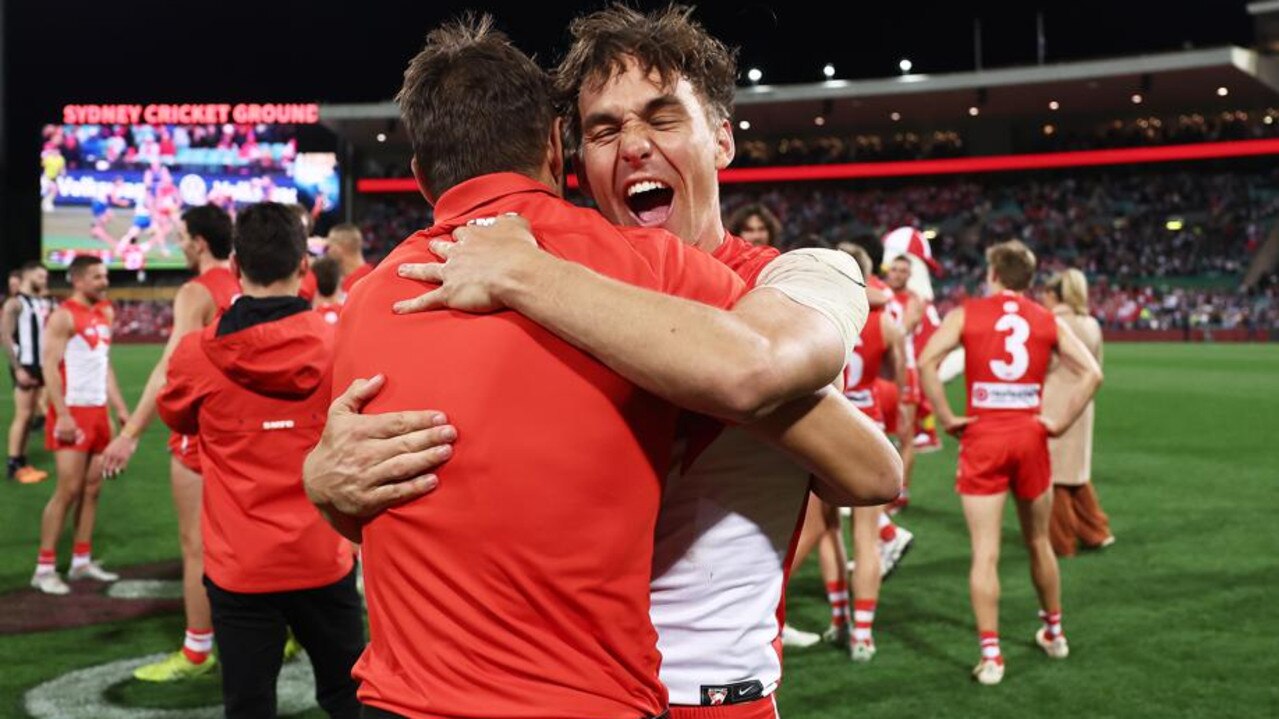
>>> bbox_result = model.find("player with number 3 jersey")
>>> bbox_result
[918,240,1102,686]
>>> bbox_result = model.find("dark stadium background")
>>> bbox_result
[0,0,1255,272]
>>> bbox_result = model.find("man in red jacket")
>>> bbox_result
[158,202,361,718]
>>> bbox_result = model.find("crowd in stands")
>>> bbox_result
[43,123,299,173]
[83,165,1278,339]
[730,109,1278,166]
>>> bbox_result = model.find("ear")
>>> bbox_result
[714,116,735,171]
[299,254,311,279]
[411,156,437,205]
[229,254,242,281]
[547,117,566,191]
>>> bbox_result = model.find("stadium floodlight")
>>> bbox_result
[823,63,836,79]
[814,116,826,126]
[747,67,763,83]
[899,58,913,74]
[376,132,387,143]
[968,106,980,117]
[1217,86,1229,97]
[738,120,751,130]
[1166,218,1184,231]
[1131,94,1143,104]
[891,111,902,121]
[1044,124,1055,135]
[1049,100,1060,111]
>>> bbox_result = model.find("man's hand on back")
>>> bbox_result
[394,214,542,314]
[303,374,456,520]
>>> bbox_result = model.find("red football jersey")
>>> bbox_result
[844,310,887,424]
[962,291,1059,418]
[711,232,780,286]
[912,299,942,360]
[341,262,374,293]
[170,266,242,471]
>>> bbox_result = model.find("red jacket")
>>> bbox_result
[158,298,352,593]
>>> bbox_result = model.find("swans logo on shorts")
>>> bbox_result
[704,687,728,705]
[700,680,764,706]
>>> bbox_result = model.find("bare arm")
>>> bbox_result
[397,223,859,424]
[745,387,901,507]
[501,258,844,423]
[1,298,20,368]
[43,310,77,443]
[883,315,916,467]
[903,294,923,334]
[918,307,973,435]
[125,283,210,436]
[1039,318,1104,437]
[100,283,210,474]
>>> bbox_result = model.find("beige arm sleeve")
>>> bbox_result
[752,248,869,356]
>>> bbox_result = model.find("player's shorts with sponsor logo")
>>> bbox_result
[45,405,111,454]
[670,695,780,719]
[956,414,1050,500]
[169,432,202,473]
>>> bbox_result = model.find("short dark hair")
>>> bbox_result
[396,14,555,197]
[68,255,104,279]
[311,256,342,297]
[556,4,738,151]
[726,203,781,244]
[20,260,46,275]
[182,204,234,259]
[986,240,1037,291]
[234,202,306,286]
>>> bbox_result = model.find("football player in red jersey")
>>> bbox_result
[32,256,130,595]
[100,205,242,682]
[919,240,1102,686]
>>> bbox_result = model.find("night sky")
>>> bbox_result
[0,0,1258,262]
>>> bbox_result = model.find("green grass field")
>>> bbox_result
[1,343,1276,718]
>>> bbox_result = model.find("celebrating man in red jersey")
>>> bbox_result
[919,240,1102,686]
[158,202,362,718]
[99,205,242,682]
[32,256,130,594]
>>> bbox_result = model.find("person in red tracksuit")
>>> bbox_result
[158,202,361,718]
[919,240,1102,686]
[310,256,344,325]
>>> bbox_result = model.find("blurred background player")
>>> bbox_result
[3,262,52,483]
[32,256,130,595]
[880,248,922,511]
[310,256,344,325]
[727,202,782,247]
[114,184,158,254]
[324,223,373,293]
[40,141,65,213]
[90,177,130,249]
[157,202,361,719]
[99,205,240,682]
[788,243,914,659]
[291,203,321,301]
[1042,269,1113,556]
[919,240,1103,686]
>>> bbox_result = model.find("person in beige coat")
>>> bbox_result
[1041,269,1114,556]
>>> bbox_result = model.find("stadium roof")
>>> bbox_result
[324,45,1279,150]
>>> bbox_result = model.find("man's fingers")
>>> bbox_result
[368,443,454,486]
[390,424,457,457]
[366,474,440,511]
[367,409,449,440]
[393,289,447,314]
[428,239,455,258]
[397,262,444,283]
[331,374,386,416]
